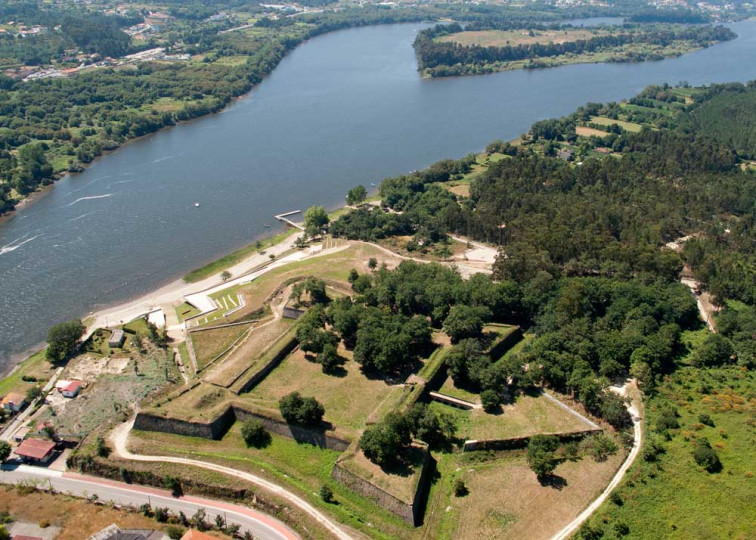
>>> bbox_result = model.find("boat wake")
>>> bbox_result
[64,193,113,207]
[0,235,40,255]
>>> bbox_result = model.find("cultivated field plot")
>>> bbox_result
[576,125,609,137]
[241,347,405,434]
[440,450,625,539]
[589,115,643,133]
[438,28,606,48]
[428,391,594,441]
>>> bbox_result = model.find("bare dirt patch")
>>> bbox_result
[576,126,609,137]
[439,28,605,48]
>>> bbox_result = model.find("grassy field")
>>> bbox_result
[243,346,404,434]
[428,391,594,441]
[576,125,610,137]
[203,318,294,388]
[0,350,54,396]
[590,115,643,133]
[190,323,250,370]
[586,366,755,539]
[127,426,419,540]
[438,28,604,48]
[433,448,626,539]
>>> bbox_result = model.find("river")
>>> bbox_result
[2,20,756,373]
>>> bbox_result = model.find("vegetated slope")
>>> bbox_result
[685,86,756,158]
[583,365,755,539]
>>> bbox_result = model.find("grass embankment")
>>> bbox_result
[183,228,296,283]
[586,366,755,539]
[127,426,419,540]
[191,324,250,370]
[0,350,53,396]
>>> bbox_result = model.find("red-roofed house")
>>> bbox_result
[15,438,56,465]
[61,380,83,398]
[182,530,219,540]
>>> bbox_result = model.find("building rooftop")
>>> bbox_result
[15,438,56,460]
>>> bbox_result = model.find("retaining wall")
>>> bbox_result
[462,428,601,452]
[331,449,434,526]
[488,326,523,360]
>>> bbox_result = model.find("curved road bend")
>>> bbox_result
[552,382,643,540]
[111,419,354,540]
[0,464,296,540]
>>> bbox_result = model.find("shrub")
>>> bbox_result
[527,434,559,479]
[0,441,11,462]
[580,434,618,462]
[165,525,185,540]
[95,436,110,458]
[241,419,270,448]
[319,484,334,503]
[453,478,468,497]
[154,507,169,523]
[698,413,714,426]
[693,438,722,472]
[359,412,411,466]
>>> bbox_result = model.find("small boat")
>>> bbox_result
[194,202,200,207]
[264,224,270,228]
[370,182,376,187]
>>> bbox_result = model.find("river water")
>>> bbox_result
[2,20,756,372]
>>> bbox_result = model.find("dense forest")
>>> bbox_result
[331,83,756,374]
[415,23,736,77]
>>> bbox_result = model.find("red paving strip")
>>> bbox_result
[63,472,299,539]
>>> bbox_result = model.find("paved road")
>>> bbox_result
[0,464,297,540]
[551,381,643,540]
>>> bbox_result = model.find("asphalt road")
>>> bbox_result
[0,464,298,540]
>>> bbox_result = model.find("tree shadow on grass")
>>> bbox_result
[538,473,568,490]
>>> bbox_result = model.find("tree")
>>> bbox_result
[95,436,110,457]
[25,385,43,403]
[367,257,378,270]
[443,305,491,343]
[694,334,735,367]
[318,343,345,374]
[0,525,9,540]
[693,437,722,472]
[304,205,329,237]
[220,270,231,282]
[527,434,559,479]
[481,389,501,413]
[0,440,11,462]
[46,319,86,362]
[359,412,411,466]
[241,419,270,448]
[580,434,618,462]
[453,478,468,496]
[279,392,325,427]
[346,185,367,206]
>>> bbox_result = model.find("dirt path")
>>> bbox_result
[110,418,353,540]
[551,380,643,540]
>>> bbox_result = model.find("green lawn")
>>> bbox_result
[0,350,54,396]
[590,115,643,133]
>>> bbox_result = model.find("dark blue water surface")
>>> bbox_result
[2,20,756,371]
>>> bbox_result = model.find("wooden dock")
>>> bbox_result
[274,210,304,231]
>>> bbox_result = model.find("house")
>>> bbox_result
[282,306,304,319]
[14,438,56,465]
[109,328,125,348]
[557,148,574,161]
[61,380,83,398]
[1,392,26,413]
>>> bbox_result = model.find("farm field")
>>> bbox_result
[437,28,605,48]
[589,116,643,132]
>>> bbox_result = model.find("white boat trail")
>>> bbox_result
[64,193,113,207]
[0,235,40,255]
